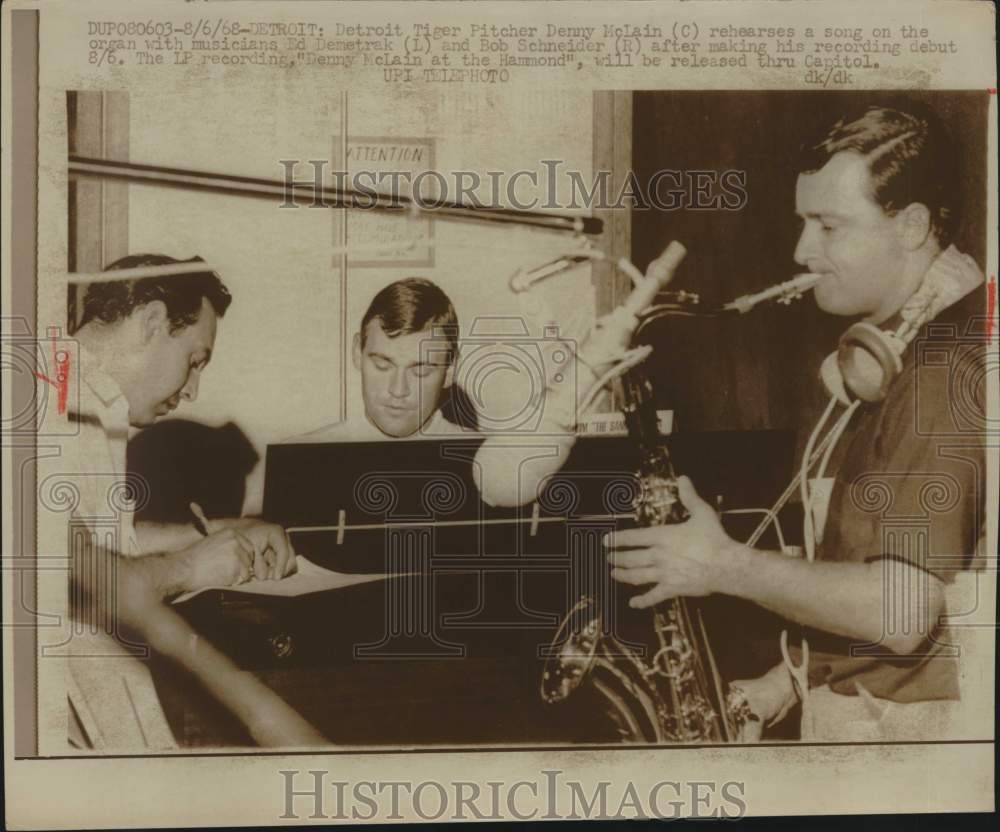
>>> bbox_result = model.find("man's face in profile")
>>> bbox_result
[793,150,909,324]
[125,298,217,427]
[353,319,452,437]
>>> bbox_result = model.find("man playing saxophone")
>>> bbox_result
[612,105,986,741]
[477,103,987,742]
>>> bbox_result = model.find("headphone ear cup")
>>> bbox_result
[837,322,903,402]
[820,351,852,406]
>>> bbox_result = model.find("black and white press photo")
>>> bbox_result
[3,0,997,827]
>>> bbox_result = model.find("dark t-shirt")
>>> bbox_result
[803,287,988,702]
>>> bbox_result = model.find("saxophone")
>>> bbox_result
[541,365,745,743]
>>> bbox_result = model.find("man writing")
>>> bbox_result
[68,254,295,595]
[64,254,309,748]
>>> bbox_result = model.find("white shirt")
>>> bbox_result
[62,350,175,750]
[63,349,140,556]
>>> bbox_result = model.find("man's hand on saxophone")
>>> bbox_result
[606,477,803,741]
[605,475,742,607]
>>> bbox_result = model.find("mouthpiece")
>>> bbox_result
[783,272,827,294]
[724,273,826,314]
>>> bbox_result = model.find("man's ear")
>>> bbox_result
[444,360,454,389]
[352,332,362,371]
[137,301,169,344]
[896,203,932,251]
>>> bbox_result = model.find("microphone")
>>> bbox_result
[476,242,687,507]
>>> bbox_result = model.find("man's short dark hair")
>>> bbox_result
[76,254,232,333]
[798,104,960,247]
[360,277,459,363]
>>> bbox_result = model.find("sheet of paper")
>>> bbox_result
[172,556,389,604]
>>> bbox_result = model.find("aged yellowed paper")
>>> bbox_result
[3,0,996,827]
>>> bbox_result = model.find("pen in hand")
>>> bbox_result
[190,502,257,584]
[189,502,211,537]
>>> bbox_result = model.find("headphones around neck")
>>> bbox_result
[821,323,906,404]
[820,246,983,406]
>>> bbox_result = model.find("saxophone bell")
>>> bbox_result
[541,596,602,704]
